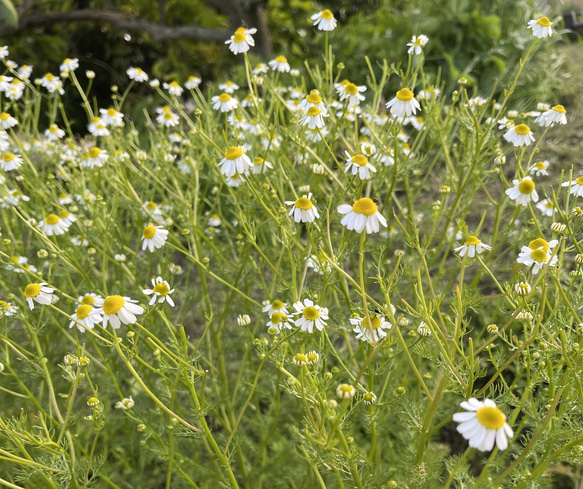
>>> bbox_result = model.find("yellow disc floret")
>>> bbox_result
[143,225,157,239]
[464,236,481,246]
[514,124,530,135]
[396,88,414,102]
[321,9,334,19]
[275,55,287,63]
[528,238,549,251]
[306,92,322,104]
[518,179,535,194]
[233,27,247,43]
[225,147,243,160]
[153,283,170,296]
[530,249,548,262]
[352,198,378,216]
[45,214,60,225]
[537,17,551,27]
[476,406,506,430]
[102,295,125,315]
[24,283,41,298]
[81,295,96,305]
[351,154,368,166]
[306,106,322,116]
[294,197,313,210]
[303,306,320,320]
[218,93,231,102]
[88,147,101,158]
[76,304,93,319]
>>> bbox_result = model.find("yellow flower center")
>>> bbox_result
[143,225,157,239]
[46,214,60,225]
[306,106,322,116]
[233,28,247,43]
[413,38,423,46]
[339,384,353,394]
[514,124,530,135]
[576,176,583,185]
[294,197,313,210]
[537,17,551,27]
[535,161,546,169]
[169,81,179,88]
[163,112,174,119]
[3,153,15,162]
[49,125,58,133]
[545,202,553,209]
[552,105,565,113]
[272,300,284,309]
[464,236,481,246]
[225,147,243,160]
[345,83,358,95]
[351,154,368,166]
[254,157,265,165]
[88,147,101,158]
[396,88,414,102]
[321,9,334,19]
[24,283,41,298]
[275,55,287,63]
[368,316,382,329]
[144,202,157,211]
[218,93,231,102]
[294,353,307,363]
[44,73,54,81]
[76,304,93,319]
[476,406,506,430]
[303,306,320,320]
[81,295,96,305]
[102,295,125,315]
[0,113,10,120]
[352,198,378,216]
[11,256,20,263]
[59,210,70,218]
[530,249,548,262]
[518,179,535,194]
[306,92,322,104]
[271,312,285,324]
[529,238,550,251]
[63,58,72,64]
[153,282,170,295]
[106,108,117,117]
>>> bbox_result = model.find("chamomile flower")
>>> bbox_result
[58,209,76,226]
[82,147,108,168]
[23,283,54,310]
[350,315,392,344]
[536,105,567,126]
[407,34,429,55]
[45,124,65,141]
[506,177,539,205]
[1,153,22,171]
[251,156,273,174]
[503,123,535,146]
[99,108,124,127]
[40,214,69,235]
[0,112,18,129]
[263,300,288,317]
[115,397,135,410]
[292,299,328,333]
[78,293,104,308]
[40,73,64,94]
[338,82,366,107]
[529,160,550,176]
[338,198,387,234]
[536,198,555,217]
[212,93,238,112]
[266,312,293,334]
[88,117,110,137]
[0,46,8,59]
[528,17,552,38]
[517,237,558,274]
[156,109,179,127]
[386,88,421,117]
[69,304,103,332]
[297,91,327,114]
[269,55,291,73]
[5,80,24,100]
[18,65,33,80]
[336,384,356,400]
[454,236,492,258]
[453,398,513,451]
[60,58,79,73]
[344,152,376,180]
[141,225,168,252]
[562,176,583,197]
[311,10,337,31]
[417,86,441,101]
[101,295,144,329]
[0,301,18,317]
[127,67,148,82]
[143,277,175,307]
[226,173,245,187]
[285,193,320,223]
[299,106,326,129]
[218,147,252,177]
[164,81,183,96]
[225,27,257,54]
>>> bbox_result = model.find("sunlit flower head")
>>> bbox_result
[40,214,69,236]
[516,237,558,274]
[60,58,79,73]
[528,17,552,38]
[0,112,18,129]
[338,82,366,107]
[23,283,54,310]
[99,107,124,127]
[338,198,387,234]
[285,192,320,223]
[141,225,168,252]
[506,177,538,205]
[407,34,429,55]
[251,156,273,174]
[225,27,257,54]
[143,276,175,307]
[292,298,328,333]
[562,176,583,198]
[536,105,567,127]
[536,198,554,217]
[297,91,327,114]
[269,55,291,73]
[336,384,356,400]
[163,81,183,96]
[101,295,144,329]
[454,236,491,258]
[386,88,421,117]
[78,293,104,308]
[299,106,327,129]
[127,67,148,82]
[350,314,392,344]
[263,299,288,316]
[266,311,293,334]
[503,123,534,146]
[344,151,376,180]
[70,304,102,332]
[212,93,238,112]
[185,76,202,89]
[311,10,337,31]
[45,124,65,141]
[1,152,22,171]
[82,147,109,168]
[529,160,549,177]
[218,146,252,177]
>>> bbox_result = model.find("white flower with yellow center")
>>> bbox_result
[529,160,550,176]
[115,396,135,410]
[18,65,33,80]
[344,152,376,180]
[300,106,326,129]
[517,237,558,274]
[185,76,201,89]
[127,67,148,82]
[58,209,76,226]
[208,214,221,227]
[528,17,552,38]
[143,276,175,307]
[506,177,538,205]
[297,91,327,115]
[504,123,535,146]
[101,295,144,329]
[407,34,429,55]
[0,112,18,129]
[338,198,387,234]
[0,46,9,59]
[266,311,293,334]
[82,147,109,168]
[88,116,110,136]
[311,10,337,31]
[40,214,69,235]
[417,86,440,101]
[336,384,356,400]
[251,156,273,174]
[285,193,320,223]
[292,299,328,333]
[69,304,103,332]
[338,82,367,107]
[141,225,168,252]
[269,55,291,73]
[212,93,238,112]
[536,105,567,127]
[78,293,104,308]
[0,300,18,317]
[99,107,124,127]
[45,124,65,141]
[253,63,269,75]
[350,315,392,344]
[59,58,79,73]
[156,110,179,127]
[225,27,257,54]
[562,175,583,198]
[217,81,238,93]
[218,146,252,177]
[453,398,513,451]
[386,88,421,117]
[226,172,245,187]
[23,283,54,310]
[163,81,183,96]
[40,73,64,94]
[536,198,554,217]
[1,152,22,171]
[263,300,288,316]
[454,236,492,258]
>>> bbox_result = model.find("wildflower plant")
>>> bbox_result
[0,12,581,489]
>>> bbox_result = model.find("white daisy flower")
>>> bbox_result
[69,304,103,332]
[285,193,320,223]
[503,123,535,146]
[163,81,183,96]
[0,74,13,91]
[143,276,175,307]
[212,93,238,112]
[40,73,64,94]
[527,17,552,38]
[454,236,492,258]
[266,312,294,334]
[338,198,387,234]
[101,295,144,329]
[99,108,124,127]
[453,398,513,451]
[536,198,554,217]
[344,152,376,180]
[226,173,245,187]
[535,105,567,126]
[58,209,76,226]
[516,237,559,274]
[218,147,252,177]
[185,76,201,89]
[292,299,328,333]
[18,65,33,80]
[1,152,22,171]
[141,225,168,252]
[0,112,18,129]
[529,160,550,176]
[127,67,148,82]
[45,124,65,141]
[157,109,180,127]
[82,147,108,168]
[338,82,366,107]
[40,214,69,236]
[407,34,429,55]
[299,106,326,129]
[268,55,291,73]
[253,63,269,75]
[0,46,8,59]
[115,396,135,410]
[78,292,104,308]
[0,301,18,317]
[386,88,421,117]
[23,283,55,310]
[251,156,273,174]
[505,177,539,205]
[263,300,288,316]
[417,321,432,336]
[311,10,337,31]
[5,80,24,100]
[350,315,392,344]
[417,86,440,101]
[562,175,583,197]
[59,58,79,73]
[88,117,110,137]
[336,384,356,400]
[297,91,327,114]
[225,27,257,54]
